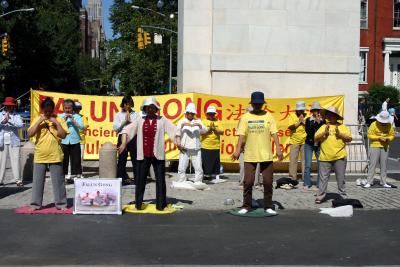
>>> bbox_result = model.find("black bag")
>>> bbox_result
[275,177,299,189]
[332,199,363,208]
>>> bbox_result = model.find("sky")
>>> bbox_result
[82,0,113,39]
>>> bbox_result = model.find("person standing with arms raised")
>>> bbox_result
[287,101,307,181]
[232,91,284,215]
[60,99,84,184]
[28,97,69,210]
[0,97,24,186]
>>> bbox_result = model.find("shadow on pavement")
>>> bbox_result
[0,187,29,199]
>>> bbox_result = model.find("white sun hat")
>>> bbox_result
[185,103,197,114]
[295,101,306,111]
[310,102,321,111]
[206,105,217,114]
[376,110,391,124]
[142,97,160,110]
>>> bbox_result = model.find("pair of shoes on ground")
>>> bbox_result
[364,183,391,188]
[238,208,277,215]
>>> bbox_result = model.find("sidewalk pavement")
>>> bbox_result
[1,163,399,211]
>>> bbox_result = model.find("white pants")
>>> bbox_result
[177,149,203,182]
[0,145,21,183]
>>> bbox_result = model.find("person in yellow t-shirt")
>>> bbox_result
[74,101,88,178]
[201,106,224,183]
[364,111,395,188]
[232,91,284,215]
[314,106,352,204]
[287,101,307,180]
[27,97,69,210]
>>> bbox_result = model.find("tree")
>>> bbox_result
[0,0,82,98]
[107,0,178,96]
[361,83,400,118]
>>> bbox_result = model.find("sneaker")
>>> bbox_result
[265,208,277,215]
[238,208,248,214]
[383,184,392,188]
[363,183,371,188]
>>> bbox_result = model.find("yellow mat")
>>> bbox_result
[123,203,177,214]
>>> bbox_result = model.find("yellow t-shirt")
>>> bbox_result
[201,119,223,150]
[237,112,278,162]
[315,124,351,161]
[79,115,88,144]
[288,113,307,145]
[29,116,69,163]
[368,121,395,149]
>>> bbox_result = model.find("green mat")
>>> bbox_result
[227,208,278,218]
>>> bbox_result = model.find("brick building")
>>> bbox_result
[359,0,400,91]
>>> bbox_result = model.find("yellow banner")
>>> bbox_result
[30,90,344,162]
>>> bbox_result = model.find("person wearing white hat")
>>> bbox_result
[176,103,207,184]
[118,97,177,211]
[138,98,156,180]
[303,101,325,191]
[314,106,352,204]
[364,111,395,188]
[287,101,307,180]
[201,105,224,183]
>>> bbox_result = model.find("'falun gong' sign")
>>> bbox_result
[74,178,122,215]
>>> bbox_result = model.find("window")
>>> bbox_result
[360,0,368,29]
[394,0,400,28]
[359,50,368,83]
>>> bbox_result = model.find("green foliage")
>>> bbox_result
[107,0,178,95]
[361,84,400,117]
[365,84,399,104]
[0,0,84,98]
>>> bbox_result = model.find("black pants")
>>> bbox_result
[117,135,137,181]
[135,157,166,210]
[61,143,81,176]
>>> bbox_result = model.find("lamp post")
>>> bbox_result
[131,5,166,17]
[0,8,34,18]
[132,5,177,94]
[140,25,177,95]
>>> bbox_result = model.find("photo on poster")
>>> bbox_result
[74,178,122,215]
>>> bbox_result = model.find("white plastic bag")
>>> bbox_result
[319,205,353,217]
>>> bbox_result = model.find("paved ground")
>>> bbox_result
[0,152,399,266]
[0,209,399,266]
[1,170,399,211]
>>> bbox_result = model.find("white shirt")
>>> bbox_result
[113,111,138,133]
[176,118,206,150]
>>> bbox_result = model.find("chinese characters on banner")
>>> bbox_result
[30,90,344,162]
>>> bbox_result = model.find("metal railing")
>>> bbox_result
[345,124,369,174]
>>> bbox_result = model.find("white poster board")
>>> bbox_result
[74,178,122,215]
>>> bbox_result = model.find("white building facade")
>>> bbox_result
[178,0,360,123]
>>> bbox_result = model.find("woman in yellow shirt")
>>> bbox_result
[28,97,69,210]
[314,106,352,204]
[232,91,284,215]
[201,106,224,183]
[364,111,395,188]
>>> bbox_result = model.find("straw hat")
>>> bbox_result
[322,106,343,120]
